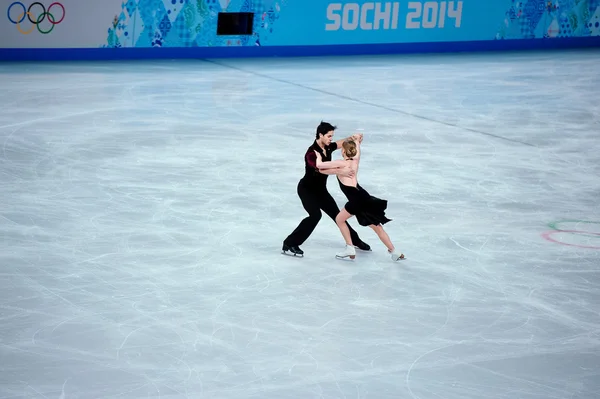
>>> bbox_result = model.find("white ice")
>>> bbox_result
[1,50,599,399]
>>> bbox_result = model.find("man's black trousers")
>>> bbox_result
[284,179,363,247]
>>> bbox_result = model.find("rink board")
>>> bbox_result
[1,0,600,60]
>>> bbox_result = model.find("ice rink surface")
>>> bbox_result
[1,49,599,399]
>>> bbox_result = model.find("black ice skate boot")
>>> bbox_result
[353,240,371,251]
[282,243,304,257]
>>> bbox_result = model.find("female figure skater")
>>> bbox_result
[315,137,405,261]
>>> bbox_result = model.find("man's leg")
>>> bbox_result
[319,190,371,251]
[283,182,323,254]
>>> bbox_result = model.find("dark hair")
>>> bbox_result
[315,121,337,139]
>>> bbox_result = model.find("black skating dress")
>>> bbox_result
[338,178,391,226]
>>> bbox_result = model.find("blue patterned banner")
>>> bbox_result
[102,0,600,48]
[1,0,599,49]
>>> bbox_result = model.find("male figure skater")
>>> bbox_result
[282,122,371,257]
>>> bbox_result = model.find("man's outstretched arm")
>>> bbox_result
[306,149,354,177]
[319,167,354,177]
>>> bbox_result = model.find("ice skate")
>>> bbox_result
[336,244,356,260]
[353,240,371,251]
[389,249,405,261]
[282,244,304,257]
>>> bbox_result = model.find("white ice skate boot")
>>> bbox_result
[389,249,405,261]
[336,244,356,260]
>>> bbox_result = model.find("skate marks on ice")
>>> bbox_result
[1,55,600,398]
[204,59,537,148]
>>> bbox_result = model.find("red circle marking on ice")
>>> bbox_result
[542,229,600,250]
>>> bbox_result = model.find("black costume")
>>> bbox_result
[282,140,370,255]
[338,178,391,226]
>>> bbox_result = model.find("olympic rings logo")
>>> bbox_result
[7,2,65,35]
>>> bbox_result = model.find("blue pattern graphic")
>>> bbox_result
[102,0,600,48]
[496,0,600,39]
[103,0,285,48]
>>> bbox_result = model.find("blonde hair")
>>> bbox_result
[342,139,357,159]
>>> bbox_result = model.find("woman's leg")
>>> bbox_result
[369,224,405,260]
[369,224,394,251]
[320,191,370,250]
[335,208,354,245]
[335,208,357,259]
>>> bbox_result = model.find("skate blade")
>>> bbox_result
[335,255,355,260]
[354,246,371,252]
[282,251,303,257]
